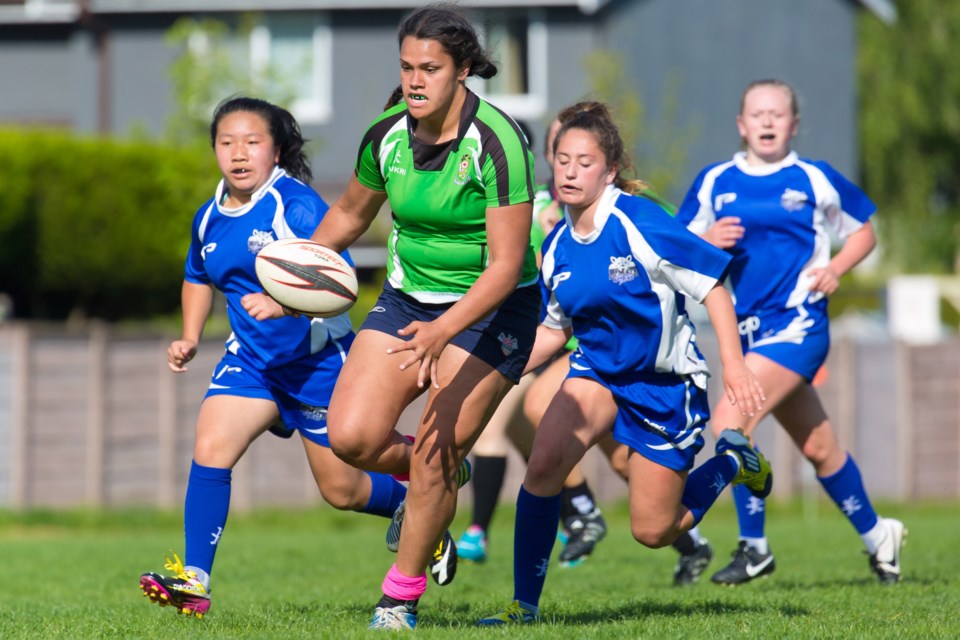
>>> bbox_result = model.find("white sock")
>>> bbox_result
[860,518,886,555]
[741,536,769,555]
[687,526,705,545]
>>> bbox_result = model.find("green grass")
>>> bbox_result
[0,499,955,639]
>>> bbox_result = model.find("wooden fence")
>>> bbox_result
[0,321,957,511]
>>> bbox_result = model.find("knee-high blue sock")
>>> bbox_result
[184,461,232,577]
[681,454,739,523]
[513,486,561,609]
[733,483,766,538]
[818,454,879,534]
[362,472,407,518]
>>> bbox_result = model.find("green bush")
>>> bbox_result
[0,129,218,320]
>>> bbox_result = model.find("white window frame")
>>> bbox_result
[249,12,333,125]
[467,8,548,121]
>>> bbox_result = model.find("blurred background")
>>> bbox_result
[0,0,957,511]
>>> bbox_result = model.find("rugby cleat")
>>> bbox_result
[710,541,776,585]
[558,508,607,567]
[429,531,458,586]
[385,458,472,553]
[673,538,713,586]
[139,552,211,618]
[369,601,418,630]
[476,600,538,626]
[457,525,488,563]
[869,517,906,584]
[716,428,773,498]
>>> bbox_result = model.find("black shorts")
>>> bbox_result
[359,281,540,383]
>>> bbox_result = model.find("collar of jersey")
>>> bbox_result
[732,150,798,176]
[405,88,480,154]
[565,184,621,244]
[214,166,286,216]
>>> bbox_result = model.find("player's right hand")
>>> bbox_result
[703,217,744,249]
[167,339,198,372]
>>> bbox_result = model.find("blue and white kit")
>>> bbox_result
[183,166,355,444]
[676,151,876,379]
[539,185,731,470]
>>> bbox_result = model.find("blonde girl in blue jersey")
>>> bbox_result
[266,5,539,630]
[137,97,407,618]
[676,79,905,586]
[479,104,769,626]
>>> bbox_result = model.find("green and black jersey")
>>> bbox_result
[354,90,538,303]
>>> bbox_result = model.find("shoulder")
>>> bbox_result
[360,107,408,146]
[473,97,526,146]
[274,175,327,213]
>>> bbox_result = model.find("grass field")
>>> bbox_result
[0,498,956,639]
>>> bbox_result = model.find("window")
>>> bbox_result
[250,12,332,124]
[468,9,547,121]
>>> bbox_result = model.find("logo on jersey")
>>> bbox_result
[780,188,808,212]
[248,230,275,255]
[497,332,518,357]
[454,153,472,185]
[608,255,638,284]
[551,272,571,289]
[201,242,217,260]
[389,147,406,176]
[714,192,737,211]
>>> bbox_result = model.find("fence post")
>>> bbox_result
[10,323,29,509]
[86,323,107,506]
[157,338,177,508]
[894,341,913,500]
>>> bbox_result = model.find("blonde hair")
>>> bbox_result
[739,79,800,118]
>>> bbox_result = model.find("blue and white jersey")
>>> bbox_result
[184,166,354,370]
[676,151,876,316]
[540,185,731,385]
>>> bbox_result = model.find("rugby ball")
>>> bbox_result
[255,238,358,318]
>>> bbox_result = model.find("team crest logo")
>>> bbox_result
[248,229,275,254]
[780,188,808,212]
[454,153,472,185]
[299,404,328,422]
[608,255,638,284]
[497,332,518,357]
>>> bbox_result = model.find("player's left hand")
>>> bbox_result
[387,320,452,389]
[807,267,840,296]
[241,292,291,320]
[722,360,766,417]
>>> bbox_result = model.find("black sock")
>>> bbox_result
[470,455,507,532]
[377,594,418,612]
[561,481,597,520]
[671,531,697,555]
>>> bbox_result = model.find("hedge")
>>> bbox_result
[0,129,220,320]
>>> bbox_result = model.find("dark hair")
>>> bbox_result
[384,85,405,111]
[210,96,312,184]
[398,3,497,79]
[554,103,649,195]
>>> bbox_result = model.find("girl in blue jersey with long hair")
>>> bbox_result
[675,79,905,586]
[138,96,406,618]
[479,103,770,626]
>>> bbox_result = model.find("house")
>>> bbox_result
[0,0,895,202]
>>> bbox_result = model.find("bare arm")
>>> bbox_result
[168,280,214,372]
[808,220,877,296]
[310,176,388,252]
[522,324,571,376]
[390,201,534,387]
[701,283,764,416]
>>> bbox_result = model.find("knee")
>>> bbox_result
[328,426,376,468]
[630,523,674,549]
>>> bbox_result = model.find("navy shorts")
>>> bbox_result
[738,299,829,381]
[360,281,540,383]
[204,333,354,447]
[567,355,710,472]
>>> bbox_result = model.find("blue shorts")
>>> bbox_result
[203,333,354,447]
[359,282,539,383]
[566,359,710,472]
[738,299,829,381]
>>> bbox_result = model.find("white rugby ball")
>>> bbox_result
[255,238,358,318]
